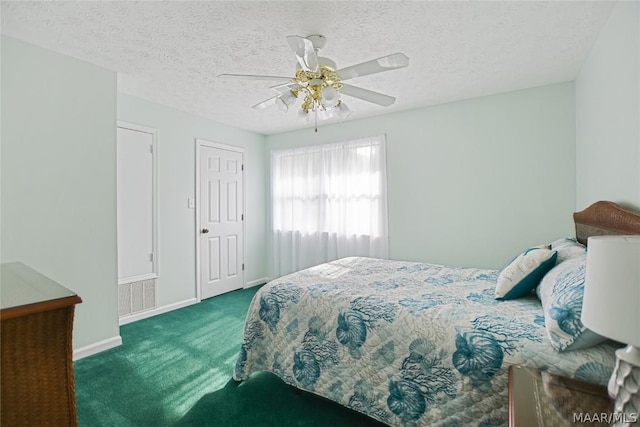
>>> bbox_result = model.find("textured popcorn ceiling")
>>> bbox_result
[1,1,615,135]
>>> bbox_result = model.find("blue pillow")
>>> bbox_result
[537,253,607,351]
[495,247,557,300]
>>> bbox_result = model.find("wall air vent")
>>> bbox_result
[118,278,157,317]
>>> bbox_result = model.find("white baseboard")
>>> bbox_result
[246,277,270,288]
[118,297,198,326]
[73,335,122,361]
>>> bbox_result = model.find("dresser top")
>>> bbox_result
[1,262,78,311]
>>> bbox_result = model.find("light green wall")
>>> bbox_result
[576,0,640,210]
[267,83,577,269]
[1,36,119,349]
[117,95,268,306]
[5,5,633,351]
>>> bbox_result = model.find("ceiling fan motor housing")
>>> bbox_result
[307,35,327,51]
[317,57,336,70]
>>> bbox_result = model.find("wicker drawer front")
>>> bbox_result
[1,306,77,427]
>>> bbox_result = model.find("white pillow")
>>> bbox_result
[549,237,587,263]
[495,247,558,300]
[537,253,607,351]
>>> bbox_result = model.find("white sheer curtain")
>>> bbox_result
[271,134,389,278]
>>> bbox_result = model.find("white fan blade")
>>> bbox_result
[217,73,292,82]
[286,35,319,73]
[337,53,409,81]
[252,95,280,110]
[270,82,301,94]
[340,84,396,107]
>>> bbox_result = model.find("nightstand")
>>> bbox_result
[508,365,613,427]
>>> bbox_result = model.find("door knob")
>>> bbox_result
[202,228,209,234]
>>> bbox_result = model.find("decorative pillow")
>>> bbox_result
[495,247,557,300]
[537,253,607,351]
[549,237,587,263]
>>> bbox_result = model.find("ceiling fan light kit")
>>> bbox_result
[276,91,297,112]
[219,35,409,132]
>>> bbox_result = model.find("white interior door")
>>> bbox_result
[199,144,244,299]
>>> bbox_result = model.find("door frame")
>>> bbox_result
[116,121,159,285]
[195,139,246,302]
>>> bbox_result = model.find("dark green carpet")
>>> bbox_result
[74,286,386,426]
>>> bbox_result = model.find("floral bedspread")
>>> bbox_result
[233,257,617,426]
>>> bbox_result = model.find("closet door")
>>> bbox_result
[117,123,156,284]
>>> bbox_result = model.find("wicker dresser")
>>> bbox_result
[1,263,82,427]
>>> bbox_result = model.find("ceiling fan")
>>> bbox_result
[218,35,409,131]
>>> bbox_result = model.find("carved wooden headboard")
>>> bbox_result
[573,201,640,245]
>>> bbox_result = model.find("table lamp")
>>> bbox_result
[582,235,640,425]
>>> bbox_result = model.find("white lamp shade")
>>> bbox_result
[581,235,640,347]
[317,107,334,121]
[337,102,352,120]
[276,92,297,112]
[297,107,311,124]
[321,86,339,108]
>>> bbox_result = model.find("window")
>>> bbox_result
[271,135,388,277]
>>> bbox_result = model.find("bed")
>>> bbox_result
[233,201,640,426]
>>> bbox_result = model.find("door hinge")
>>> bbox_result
[150,144,154,154]
[241,164,244,171]
[241,214,244,221]
[150,253,154,262]
[242,264,245,271]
